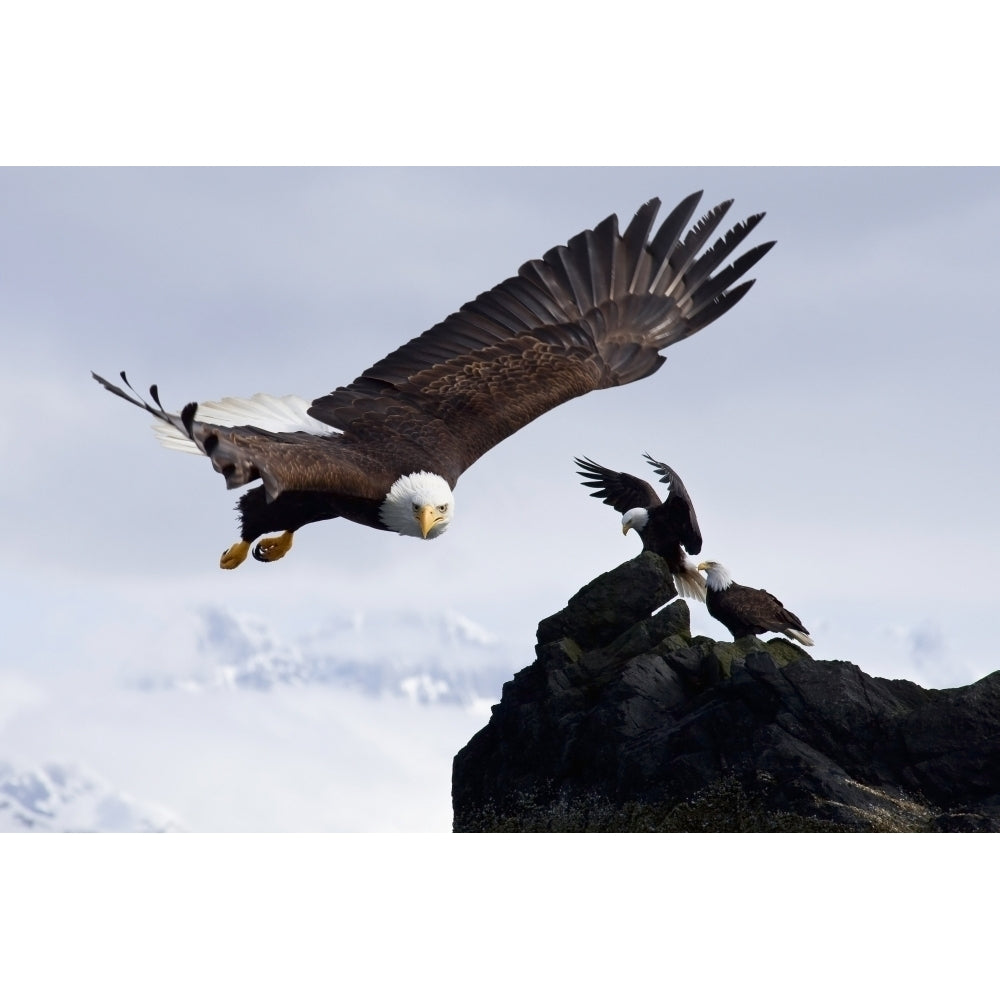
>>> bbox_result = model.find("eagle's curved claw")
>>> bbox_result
[252,531,294,563]
[220,540,250,570]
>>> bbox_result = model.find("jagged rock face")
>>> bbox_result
[452,553,1000,832]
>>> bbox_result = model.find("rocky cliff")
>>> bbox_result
[452,553,1000,832]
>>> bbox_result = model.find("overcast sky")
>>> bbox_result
[1,166,999,847]
[2,167,998,691]
[3,5,997,990]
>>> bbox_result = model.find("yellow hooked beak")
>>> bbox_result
[622,524,631,536]
[417,504,443,539]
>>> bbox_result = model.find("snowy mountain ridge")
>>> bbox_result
[133,605,521,709]
[2,604,516,832]
[0,761,185,833]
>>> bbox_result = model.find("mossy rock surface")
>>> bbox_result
[454,557,1000,833]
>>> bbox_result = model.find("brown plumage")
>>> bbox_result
[698,561,814,646]
[93,191,774,568]
[575,454,706,601]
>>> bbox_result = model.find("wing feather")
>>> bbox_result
[676,213,766,309]
[618,198,660,297]
[689,241,776,316]
[652,200,733,298]
[575,456,661,514]
[643,453,703,555]
[647,191,704,269]
[97,193,774,499]
[307,193,773,482]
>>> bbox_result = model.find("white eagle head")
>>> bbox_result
[621,507,650,536]
[379,471,454,539]
[697,560,734,591]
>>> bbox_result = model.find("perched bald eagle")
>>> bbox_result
[575,454,706,601]
[93,191,773,569]
[698,561,814,646]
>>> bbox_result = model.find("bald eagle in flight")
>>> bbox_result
[575,454,706,601]
[698,561,814,646]
[93,191,773,569]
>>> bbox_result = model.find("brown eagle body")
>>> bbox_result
[698,561,814,646]
[575,454,706,601]
[93,191,774,568]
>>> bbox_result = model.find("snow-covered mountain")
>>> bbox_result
[1,604,524,831]
[0,761,185,833]
[134,605,521,710]
[1,590,986,833]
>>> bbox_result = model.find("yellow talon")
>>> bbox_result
[252,531,294,563]
[220,540,250,570]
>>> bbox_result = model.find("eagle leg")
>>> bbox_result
[220,540,251,570]
[252,531,295,563]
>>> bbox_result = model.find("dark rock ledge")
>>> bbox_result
[452,553,1000,832]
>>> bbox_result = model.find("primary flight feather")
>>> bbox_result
[93,191,774,568]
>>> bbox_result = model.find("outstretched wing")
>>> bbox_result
[574,456,661,514]
[643,454,703,555]
[95,192,773,500]
[308,192,773,483]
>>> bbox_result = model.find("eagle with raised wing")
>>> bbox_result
[575,453,706,600]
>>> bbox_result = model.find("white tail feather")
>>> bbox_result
[195,393,339,435]
[149,392,339,454]
[674,561,708,603]
[152,422,201,453]
[783,629,814,647]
